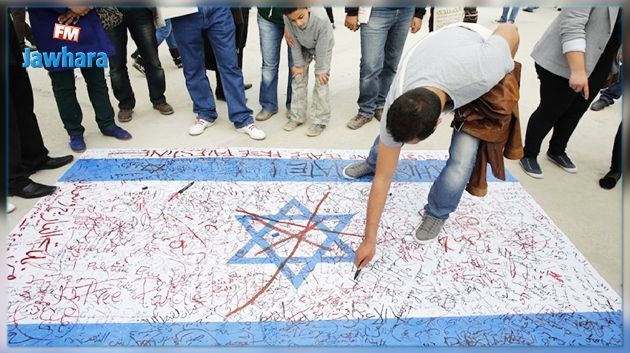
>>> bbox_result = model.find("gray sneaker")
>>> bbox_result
[342,161,374,179]
[255,110,276,121]
[306,124,326,137]
[414,213,445,244]
[346,113,373,130]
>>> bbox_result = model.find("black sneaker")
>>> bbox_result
[546,152,577,173]
[590,98,612,111]
[519,157,544,179]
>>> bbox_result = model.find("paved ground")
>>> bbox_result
[5,7,622,294]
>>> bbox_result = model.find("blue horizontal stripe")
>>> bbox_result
[7,311,621,347]
[59,158,516,183]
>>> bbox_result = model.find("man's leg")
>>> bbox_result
[80,67,117,133]
[49,70,86,137]
[171,11,218,122]
[311,50,332,128]
[106,22,135,110]
[205,7,253,129]
[126,8,167,106]
[287,51,310,126]
[342,136,379,179]
[257,14,283,114]
[425,130,480,220]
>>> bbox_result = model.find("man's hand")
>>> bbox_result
[58,7,91,25]
[291,66,305,77]
[284,27,295,48]
[569,70,589,99]
[354,238,376,267]
[410,17,422,33]
[345,15,359,31]
[317,73,330,85]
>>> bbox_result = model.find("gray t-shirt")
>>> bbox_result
[379,24,515,148]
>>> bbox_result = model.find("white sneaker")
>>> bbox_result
[188,118,215,136]
[236,123,266,140]
[7,202,15,213]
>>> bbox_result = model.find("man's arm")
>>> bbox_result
[354,141,401,267]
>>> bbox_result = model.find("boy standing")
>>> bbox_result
[283,8,334,137]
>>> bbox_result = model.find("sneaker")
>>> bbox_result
[173,57,183,68]
[255,110,276,121]
[189,118,215,136]
[102,126,132,140]
[414,213,445,245]
[117,108,133,123]
[546,152,577,173]
[494,18,507,23]
[132,60,145,75]
[283,120,302,131]
[153,102,174,115]
[306,124,326,137]
[342,161,374,179]
[346,113,372,130]
[590,98,612,111]
[69,135,86,152]
[519,157,544,179]
[374,107,384,122]
[236,123,266,140]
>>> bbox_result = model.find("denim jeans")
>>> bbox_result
[107,8,166,109]
[288,49,331,125]
[366,130,480,220]
[500,7,519,23]
[156,19,177,49]
[358,8,414,117]
[257,13,292,114]
[171,7,253,128]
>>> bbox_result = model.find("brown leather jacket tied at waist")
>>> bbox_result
[451,61,524,197]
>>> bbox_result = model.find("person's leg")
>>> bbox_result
[106,22,135,110]
[600,80,622,103]
[312,50,332,127]
[163,20,178,49]
[49,70,86,137]
[600,123,622,189]
[285,44,294,110]
[499,7,509,21]
[10,9,26,46]
[171,11,218,122]
[508,7,519,23]
[376,8,413,110]
[126,8,167,106]
[288,51,309,125]
[257,14,283,114]
[80,67,117,133]
[357,8,392,118]
[523,64,578,158]
[366,136,380,169]
[205,7,253,128]
[425,130,480,219]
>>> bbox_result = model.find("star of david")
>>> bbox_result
[228,197,355,288]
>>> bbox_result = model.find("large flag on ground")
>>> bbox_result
[6,148,621,347]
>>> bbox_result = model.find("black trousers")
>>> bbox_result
[523,28,621,157]
[610,123,622,173]
[8,17,48,189]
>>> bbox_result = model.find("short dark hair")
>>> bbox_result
[385,87,442,143]
[284,8,306,15]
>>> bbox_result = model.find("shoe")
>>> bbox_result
[306,124,326,137]
[35,155,74,171]
[346,113,373,130]
[169,48,183,68]
[546,152,577,173]
[236,123,266,140]
[117,108,133,123]
[189,118,215,136]
[153,102,174,115]
[374,107,384,122]
[519,157,544,179]
[7,202,15,213]
[173,57,183,68]
[414,213,445,245]
[255,110,276,121]
[599,170,621,189]
[244,83,253,90]
[342,161,374,179]
[283,120,302,131]
[9,180,57,199]
[132,59,145,75]
[494,18,507,23]
[590,98,612,111]
[102,126,132,140]
[69,135,86,152]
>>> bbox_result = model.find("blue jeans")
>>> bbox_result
[107,8,166,109]
[599,80,622,104]
[500,7,519,23]
[257,14,292,114]
[171,7,253,127]
[366,130,480,219]
[156,19,177,49]
[358,8,414,117]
